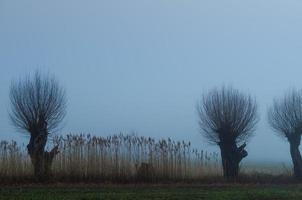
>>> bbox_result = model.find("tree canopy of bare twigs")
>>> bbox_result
[9,71,67,135]
[268,89,302,140]
[197,87,258,145]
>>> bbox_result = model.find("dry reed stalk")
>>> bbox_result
[0,134,222,182]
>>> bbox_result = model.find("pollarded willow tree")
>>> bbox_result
[9,71,66,180]
[268,89,302,179]
[197,87,258,179]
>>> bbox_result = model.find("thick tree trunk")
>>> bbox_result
[219,141,247,180]
[28,147,59,180]
[288,135,302,179]
[27,122,59,181]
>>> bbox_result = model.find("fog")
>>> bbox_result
[1,0,302,163]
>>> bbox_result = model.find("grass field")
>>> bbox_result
[1,184,302,200]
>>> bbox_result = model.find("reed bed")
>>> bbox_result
[0,134,221,182]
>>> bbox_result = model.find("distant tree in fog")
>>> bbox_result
[268,89,302,179]
[9,71,66,181]
[197,87,258,179]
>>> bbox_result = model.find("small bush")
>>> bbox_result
[136,162,155,182]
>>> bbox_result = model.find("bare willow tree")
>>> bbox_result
[268,89,302,178]
[197,87,258,179]
[9,71,66,180]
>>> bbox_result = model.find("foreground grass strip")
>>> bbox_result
[1,185,302,200]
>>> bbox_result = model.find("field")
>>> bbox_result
[1,184,302,200]
[0,134,297,200]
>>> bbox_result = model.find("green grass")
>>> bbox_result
[1,185,302,200]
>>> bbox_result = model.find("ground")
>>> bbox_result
[1,184,302,200]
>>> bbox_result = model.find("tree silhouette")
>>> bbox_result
[268,89,302,178]
[9,71,66,180]
[197,87,258,179]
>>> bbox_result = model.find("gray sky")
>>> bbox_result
[1,0,302,163]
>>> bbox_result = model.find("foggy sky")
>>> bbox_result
[1,0,302,163]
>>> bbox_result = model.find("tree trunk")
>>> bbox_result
[288,135,302,179]
[219,141,247,180]
[27,126,59,181]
